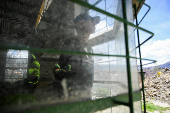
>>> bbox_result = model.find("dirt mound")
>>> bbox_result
[140,68,170,103]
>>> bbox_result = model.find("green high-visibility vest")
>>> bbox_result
[55,63,71,71]
[28,54,40,84]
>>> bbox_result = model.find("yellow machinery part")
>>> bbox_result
[35,0,44,29]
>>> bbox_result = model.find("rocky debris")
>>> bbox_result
[140,68,170,103]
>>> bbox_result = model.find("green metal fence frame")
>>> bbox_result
[0,0,156,113]
[134,4,146,113]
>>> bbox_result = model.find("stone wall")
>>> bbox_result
[0,0,77,80]
[34,0,75,79]
[0,0,43,46]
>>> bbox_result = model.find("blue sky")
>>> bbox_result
[137,0,170,41]
[137,0,170,66]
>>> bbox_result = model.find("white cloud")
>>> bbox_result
[141,39,170,66]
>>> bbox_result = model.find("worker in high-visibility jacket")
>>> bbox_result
[52,60,76,98]
[53,13,100,99]
[53,62,76,81]
[27,54,40,84]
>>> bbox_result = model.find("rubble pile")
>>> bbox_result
[140,68,170,103]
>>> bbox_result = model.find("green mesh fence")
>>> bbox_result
[0,0,155,113]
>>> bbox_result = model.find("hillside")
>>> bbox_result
[145,61,170,69]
